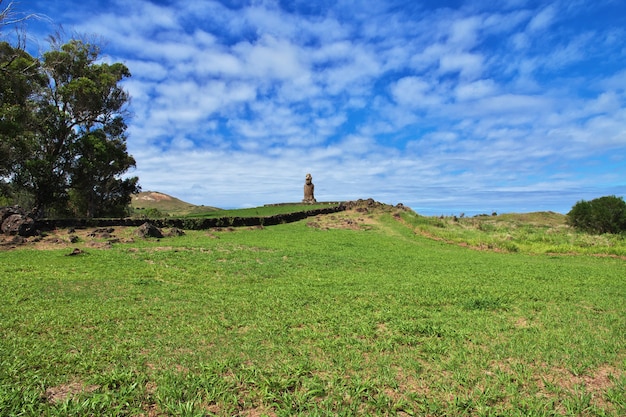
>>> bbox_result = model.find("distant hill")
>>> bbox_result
[131,191,221,216]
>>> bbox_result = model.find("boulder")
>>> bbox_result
[1,205,25,223]
[1,208,38,237]
[135,222,163,238]
[167,227,185,237]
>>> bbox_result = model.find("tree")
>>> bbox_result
[12,38,140,216]
[69,129,139,217]
[0,41,44,204]
[1,2,45,206]
[567,195,626,234]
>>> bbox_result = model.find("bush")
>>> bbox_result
[143,208,167,219]
[567,195,626,234]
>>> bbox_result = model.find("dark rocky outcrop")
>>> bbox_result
[135,222,163,238]
[0,206,38,237]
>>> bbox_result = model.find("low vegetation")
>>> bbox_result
[1,203,625,416]
[402,210,626,257]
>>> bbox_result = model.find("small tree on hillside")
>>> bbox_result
[567,195,626,234]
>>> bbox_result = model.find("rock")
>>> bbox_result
[1,206,39,237]
[1,213,37,236]
[1,205,25,222]
[167,227,185,237]
[135,222,163,238]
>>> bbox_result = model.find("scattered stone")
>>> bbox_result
[0,235,26,246]
[87,227,116,239]
[66,248,84,256]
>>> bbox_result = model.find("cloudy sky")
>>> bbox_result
[10,0,626,214]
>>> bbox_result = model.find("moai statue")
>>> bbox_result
[302,173,317,203]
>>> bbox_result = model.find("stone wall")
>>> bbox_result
[32,204,347,232]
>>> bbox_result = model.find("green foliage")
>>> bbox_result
[0,38,139,217]
[69,131,138,217]
[0,42,45,200]
[142,207,167,219]
[567,195,626,234]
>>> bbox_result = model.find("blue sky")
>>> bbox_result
[8,0,626,214]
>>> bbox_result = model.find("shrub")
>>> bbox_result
[567,195,626,234]
[143,208,167,219]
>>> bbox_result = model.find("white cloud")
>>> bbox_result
[455,79,498,101]
[526,4,557,33]
[542,32,594,70]
[391,77,441,109]
[601,70,626,92]
[234,35,306,81]
[468,94,552,116]
[439,52,484,80]
[191,49,243,77]
[318,44,383,95]
[124,59,168,81]
[584,91,622,115]
[510,32,530,50]
[448,16,482,49]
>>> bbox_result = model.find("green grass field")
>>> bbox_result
[1,207,625,416]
